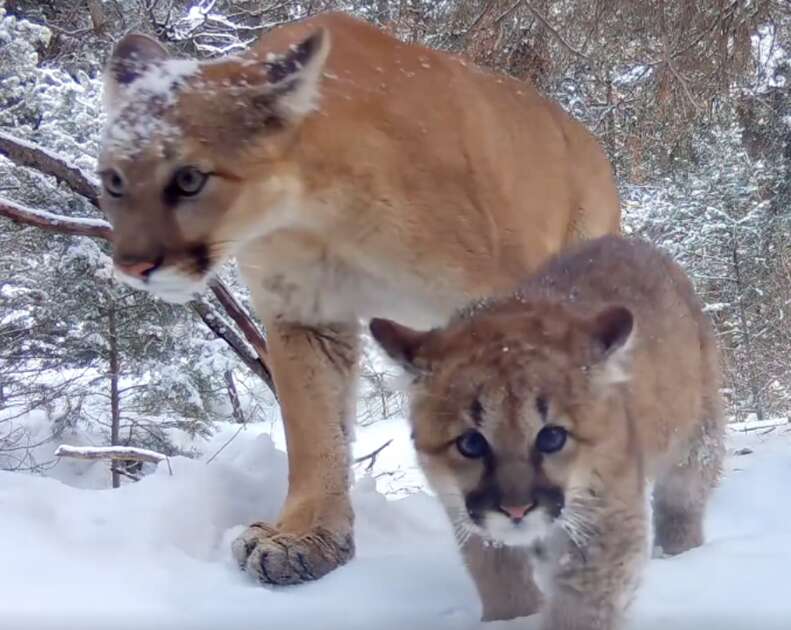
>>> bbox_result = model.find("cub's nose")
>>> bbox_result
[499,504,534,523]
[115,258,160,279]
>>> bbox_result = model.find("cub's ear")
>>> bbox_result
[104,33,169,111]
[254,28,331,124]
[369,318,432,375]
[587,305,634,385]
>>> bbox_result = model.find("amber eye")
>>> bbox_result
[535,425,568,454]
[456,430,489,459]
[172,166,207,197]
[101,169,125,198]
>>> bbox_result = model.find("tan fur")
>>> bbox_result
[370,236,725,628]
[98,12,620,585]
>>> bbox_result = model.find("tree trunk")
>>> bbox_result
[108,303,121,488]
[224,369,245,424]
[731,232,764,421]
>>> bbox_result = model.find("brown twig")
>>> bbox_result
[520,1,589,60]
[354,439,394,472]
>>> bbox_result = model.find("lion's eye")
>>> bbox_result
[101,169,125,198]
[535,425,567,454]
[456,430,489,459]
[172,166,208,197]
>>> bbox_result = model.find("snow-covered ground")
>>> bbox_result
[1,416,789,630]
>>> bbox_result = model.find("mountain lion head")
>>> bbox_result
[98,28,329,303]
[370,301,636,548]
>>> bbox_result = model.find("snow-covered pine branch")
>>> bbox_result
[0,196,112,240]
[0,131,100,206]
[0,189,275,395]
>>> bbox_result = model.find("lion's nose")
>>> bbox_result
[499,503,534,522]
[116,257,160,279]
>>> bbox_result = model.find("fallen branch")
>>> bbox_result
[55,444,167,462]
[354,438,393,472]
[55,444,173,475]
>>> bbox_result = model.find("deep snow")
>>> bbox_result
[1,417,789,630]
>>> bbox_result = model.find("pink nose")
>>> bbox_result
[116,260,158,279]
[499,504,534,521]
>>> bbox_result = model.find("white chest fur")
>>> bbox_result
[237,232,466,328]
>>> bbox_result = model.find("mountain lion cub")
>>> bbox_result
[371,236,724,629]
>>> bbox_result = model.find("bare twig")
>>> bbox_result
[520,1,589,60]
[205,423,245,464]
[354,439,393,472]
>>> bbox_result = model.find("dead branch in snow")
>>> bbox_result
[55,444,173,475]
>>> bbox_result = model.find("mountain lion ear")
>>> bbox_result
[255,28,331,124]
[369,318,432,375]
[104,33,169,111]
[587,305,635,385]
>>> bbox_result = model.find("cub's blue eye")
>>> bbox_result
[456,430,489,459]
[535,425,567,454]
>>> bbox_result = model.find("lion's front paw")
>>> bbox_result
[231,522,354,585]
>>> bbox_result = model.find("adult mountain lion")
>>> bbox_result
[98,12,620,585]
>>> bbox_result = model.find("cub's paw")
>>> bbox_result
[231,522,354,585]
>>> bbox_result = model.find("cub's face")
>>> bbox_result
[370,303,634,548]
[98,30,329,303]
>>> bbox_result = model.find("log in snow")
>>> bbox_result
[55,444,168,464]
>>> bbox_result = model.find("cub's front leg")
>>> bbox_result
[232,319,359,585]
[460,534,543,621]
[542,505,648,630]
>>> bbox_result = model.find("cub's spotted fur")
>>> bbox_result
[371,236,724,629]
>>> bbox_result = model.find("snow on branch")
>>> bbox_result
[0,131,100,207]
[0,196,113,240]
[55,444,167,462]
[55,444,172,475]
[0,137,275,397]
